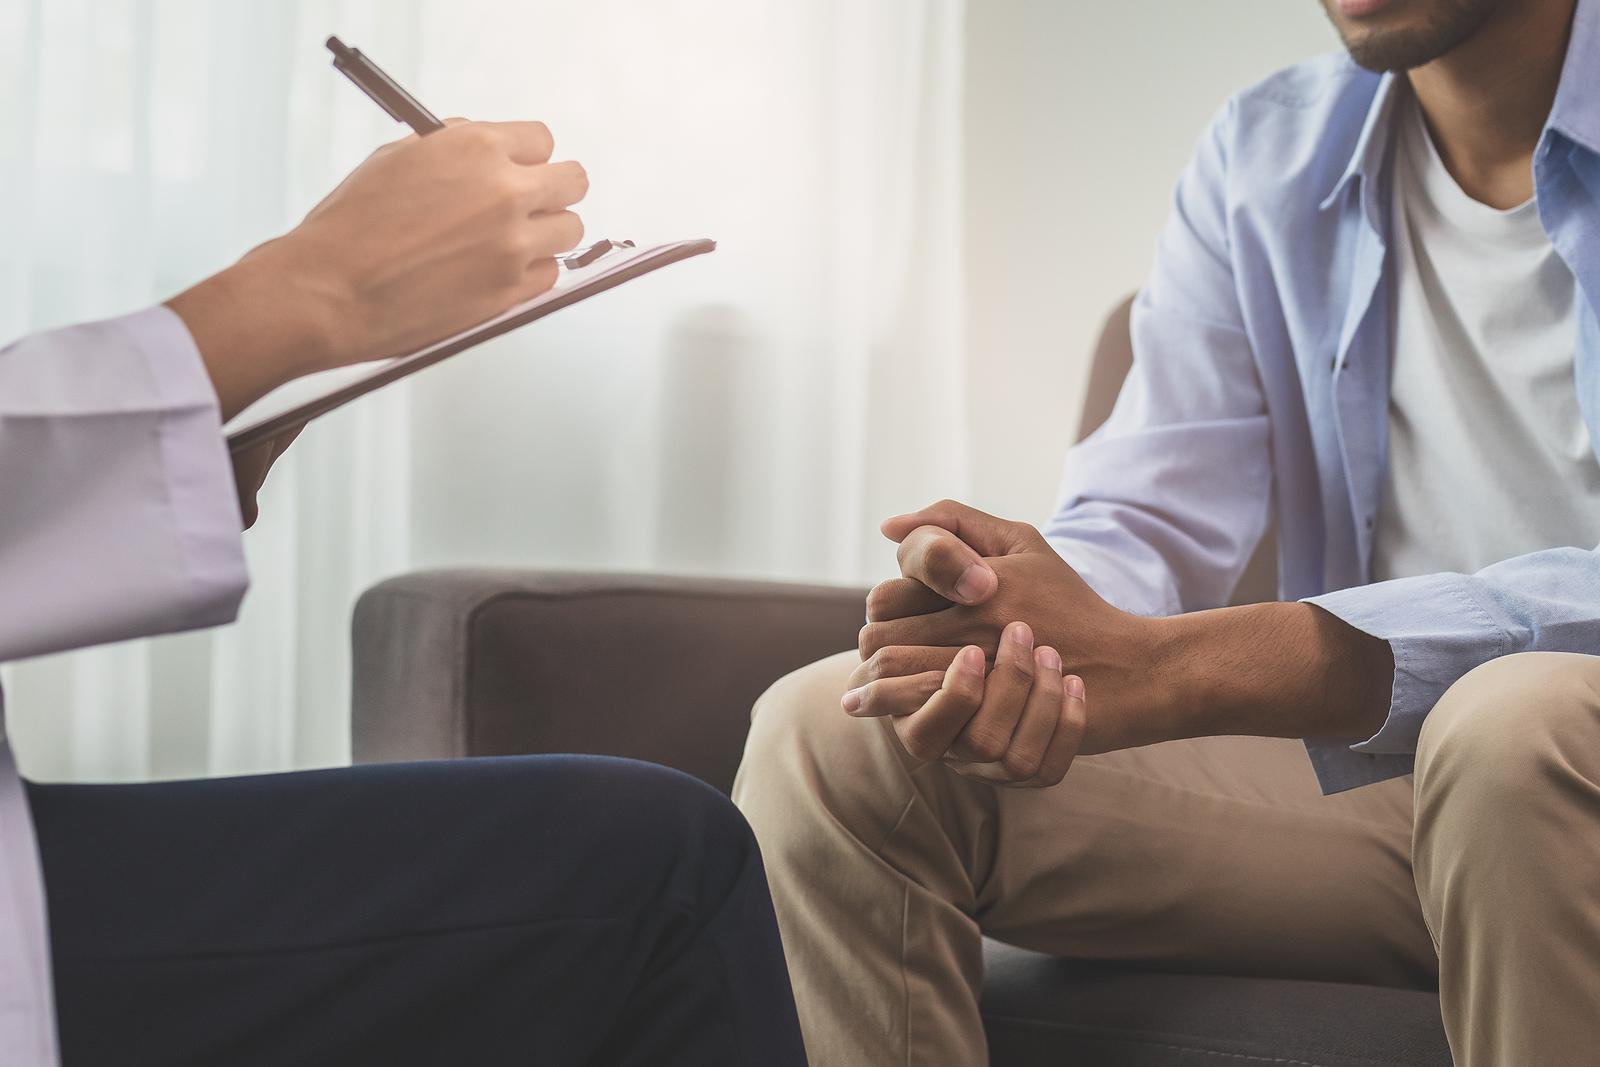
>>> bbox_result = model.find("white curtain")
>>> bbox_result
[0,0,969,783]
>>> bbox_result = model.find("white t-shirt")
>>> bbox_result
[1372,92,1600,582]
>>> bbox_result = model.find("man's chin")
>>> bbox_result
[1324,0,1503,72]
[1342,30,1444,71]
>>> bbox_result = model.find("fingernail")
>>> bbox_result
[1008,621,1033,649]
[1038,647,1061,672]
[959,646,984,674]
[955,563,996,603]
[841,688,863,713]
[1064,675,1085,700]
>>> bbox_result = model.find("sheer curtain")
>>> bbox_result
[0,0,968,783]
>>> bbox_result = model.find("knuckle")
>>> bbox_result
[846,660,872,690]
[997,657,1034,686]
[498,171,529,209]
[488,184,527,226]
[927,540,964,578]
[950,671,985,709]
[899,725,938,763]
[561,209,585,246]
[527,257,559,291]
[961,724,1010,764]
[461,123,499,153]
[874,646,908,677]
[1032,667,1063,700]
[497,232,529,269]
[864,581,897,621]
[1001,749,1043,780]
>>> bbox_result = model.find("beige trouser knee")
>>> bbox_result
[1413,651,1600,1067]
[734,649,1600,1067]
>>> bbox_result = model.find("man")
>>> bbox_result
[1,120,805,1065]
[734,0,1600,1064]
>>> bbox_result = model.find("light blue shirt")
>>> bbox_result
[1046,0,1600,793]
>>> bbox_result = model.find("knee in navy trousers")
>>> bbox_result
[27,754,808,1066]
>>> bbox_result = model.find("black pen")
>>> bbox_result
[326,36,445,135]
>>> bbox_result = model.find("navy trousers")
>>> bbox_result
[26,755,807,1066]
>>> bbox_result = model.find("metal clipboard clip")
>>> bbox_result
[561,238,637,270]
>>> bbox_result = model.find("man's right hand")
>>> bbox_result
[843,620,1088,788]
[169,119,588,422]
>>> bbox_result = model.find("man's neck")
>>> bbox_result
[1407,0,1576,209]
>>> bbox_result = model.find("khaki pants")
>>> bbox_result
[732,650,1600,1066]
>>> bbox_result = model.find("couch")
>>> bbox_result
[350,300,1451,1066]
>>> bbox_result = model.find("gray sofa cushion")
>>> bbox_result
[352,569,1451,1067]
[982,942,1450,1066]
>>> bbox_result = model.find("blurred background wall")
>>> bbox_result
[963,1,1333,517]
[1,0,1331,782]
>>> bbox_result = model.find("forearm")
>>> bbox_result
[166,241,346,423]
[1147,601,1393,744]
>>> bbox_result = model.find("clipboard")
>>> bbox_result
[224,237,716,452]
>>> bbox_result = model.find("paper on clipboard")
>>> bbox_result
[224,237,715,452]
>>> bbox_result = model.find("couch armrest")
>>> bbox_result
[351,569,866,793]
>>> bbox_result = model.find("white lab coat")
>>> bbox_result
[0,306,248,1065]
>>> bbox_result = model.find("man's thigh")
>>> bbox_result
[753,650,1436,990]
[975,729,1435,988]
[28,755,743,1066]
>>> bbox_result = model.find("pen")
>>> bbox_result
[326,36,445,135]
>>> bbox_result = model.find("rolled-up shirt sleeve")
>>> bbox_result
[0,305,249,663]
[1303,544,1600,792]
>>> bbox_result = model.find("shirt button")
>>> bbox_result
[1365,516,1375,530]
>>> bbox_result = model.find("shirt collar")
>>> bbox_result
[1549,0,1600,155]
[1318,70,1403,217]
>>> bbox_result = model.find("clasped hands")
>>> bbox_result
[846,500,1164,788]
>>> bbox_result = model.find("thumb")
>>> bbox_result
[881,499,1034,557]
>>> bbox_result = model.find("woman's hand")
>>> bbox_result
[169,119,588,422]
[229,427,301,529]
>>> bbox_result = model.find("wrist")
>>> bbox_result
[233,231,360,374]
[1145,604,1290,740]
[1138,613,1202,742]
[166,237,354,421]
[1146,602,1394,743]
[1071,609,1192,753]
